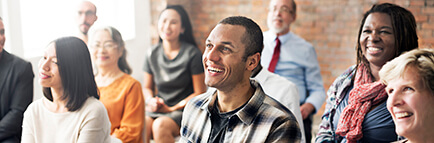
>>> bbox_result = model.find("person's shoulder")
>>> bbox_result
[188,88,214,108]
[145,44,162,57]
[181,42,196,49]
[181,42,201,54]
[26,98,43,111]
[118,74,141,85]
[340,65,357,77]
[76,97,110,127]
[150,44,161,51]
[80,97,107,113]
[330,65,356,89]
[263,31,275,41]
[4,51,32,69]
[288,32,313,47]
[261,95,297,120]
[263,70,296,87]
[24,98,44,117]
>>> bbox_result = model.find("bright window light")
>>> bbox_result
[20,0,135,58]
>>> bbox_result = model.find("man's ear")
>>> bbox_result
[246,52,260,71]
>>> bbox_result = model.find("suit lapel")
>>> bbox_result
[0,51,14,93]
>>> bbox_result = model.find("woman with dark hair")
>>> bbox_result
[21,37,111,143]
[316,3,418,143]
[88,26,145,143]
[143,5,207,143]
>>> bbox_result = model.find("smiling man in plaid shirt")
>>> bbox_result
[179,16,301,143]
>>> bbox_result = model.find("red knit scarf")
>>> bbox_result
[335,64,388,142]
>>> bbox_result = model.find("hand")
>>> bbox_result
[110,134,122,143]
[145,97,161,112]
[155,97,174,113]
[300,103,315,119]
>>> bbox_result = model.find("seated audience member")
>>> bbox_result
[379,49,434,143]
[143,5,206,143]
[0,16,34,143]
[21,37,111,143]
[180,16,301,143]
[89,26,145,143]
[316,3,418,143]
[251,64,305,142]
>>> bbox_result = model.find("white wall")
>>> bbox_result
[0,0,151,101]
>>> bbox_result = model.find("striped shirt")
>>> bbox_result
[180,80,301,143]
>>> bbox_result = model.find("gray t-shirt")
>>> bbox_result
[143,42,203,107]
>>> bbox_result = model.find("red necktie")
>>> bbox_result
[268,37,281,73]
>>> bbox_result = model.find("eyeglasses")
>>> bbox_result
[90,42,118,50]
[269,6,294,14]
[78,10,96,17]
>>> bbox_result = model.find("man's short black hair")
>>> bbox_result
[219,16,263,61]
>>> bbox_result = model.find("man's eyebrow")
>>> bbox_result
[206,39,235,48]
[221,41,234,48]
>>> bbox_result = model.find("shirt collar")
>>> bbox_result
[200,80,266,125]
[267,31,292,45]
[253,68,267,85]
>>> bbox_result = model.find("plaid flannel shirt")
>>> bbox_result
[180,80,301,143]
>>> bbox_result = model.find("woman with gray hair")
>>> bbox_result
[88,26,145,143]
[379,48,434,143]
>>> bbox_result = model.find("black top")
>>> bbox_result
[0,50,34,142]
[208,99,246,143]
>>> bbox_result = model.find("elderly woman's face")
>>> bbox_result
[360,12,396,67]
[89,30,122,68]
[386,67,434,139]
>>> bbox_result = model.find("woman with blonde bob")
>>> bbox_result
[379,49,434,143]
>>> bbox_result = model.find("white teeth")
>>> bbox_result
[367,47,381,53]
[395,112,413,118]
[208,67,223,73]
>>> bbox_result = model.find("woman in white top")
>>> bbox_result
[21,37,111,143]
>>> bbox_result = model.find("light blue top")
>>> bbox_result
[261,31,326,112]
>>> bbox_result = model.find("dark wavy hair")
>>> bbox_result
[355,3,418,75]
[218,16,263,61]
[43,37,99,111]
[158,5,197,47]
[90,26,131,74]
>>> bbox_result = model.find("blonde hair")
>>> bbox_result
[379,48,434,93]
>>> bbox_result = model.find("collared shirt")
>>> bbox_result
[254,68,306,143]
[180,80,301,143]
[261,31,326,111]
